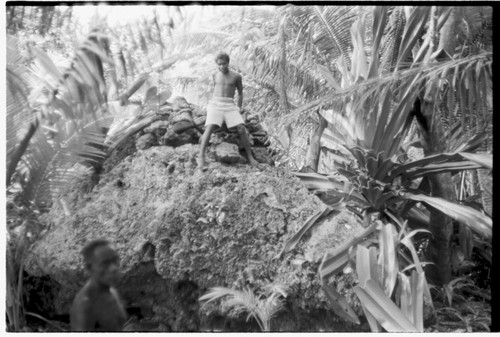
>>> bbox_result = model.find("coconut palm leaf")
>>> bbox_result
[18,116,112,209]
[286,49,491,125]
[6,35,38,185]
[7,28,120,209]
[311,6,358,70]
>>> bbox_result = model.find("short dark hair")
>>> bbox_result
[215,52,230,63]
[81,239,110,263]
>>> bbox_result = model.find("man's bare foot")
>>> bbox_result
[248,157,259,166]
[197,157,208,171]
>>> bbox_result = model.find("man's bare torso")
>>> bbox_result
[213,70,241,98]
[71,282,127,331]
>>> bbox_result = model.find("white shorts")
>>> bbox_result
[205,97,244,129]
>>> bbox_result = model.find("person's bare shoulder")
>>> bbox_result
[231,70,242,80]
[72,288,92,311]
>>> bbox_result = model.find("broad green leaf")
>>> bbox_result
[368,6,388,79]
[372,87,393,157]
[396,7,430,69]
[293,172,366,204]
[436,7,453,32]
[319,221,378,281]
[82,41,115,64]
[275,206,334,259]
[322,281,360,325]
[398,272,413,322]
[458,152,492,169]
[356,245,378,287]
[400,228,429,275]
[31,46,62,81]
[316,64,342,91]
[411,270,425,332]
[374,156,397,182]
[401,192,492,239]
[354,280,418,332]
[77,50,106,91]
[404,161,483,180]
[360,300,381,332]
[294,172,341,190]
[377,77,419,158]
[378,224,398,297]
[390,151,491,180]
[319,251,349,280]
[350,15,368,83]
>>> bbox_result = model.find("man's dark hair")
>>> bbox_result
[81,239,110,263]
[215,52,230,63]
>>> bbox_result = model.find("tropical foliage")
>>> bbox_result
[272,5,492,332]
[199,285,287,331]
[6,4,492,332]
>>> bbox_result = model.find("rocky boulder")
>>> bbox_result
[24,142,366,332]
[23,96,367,332]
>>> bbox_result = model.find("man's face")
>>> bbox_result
[216,59,229,74]
[89,245,120,286]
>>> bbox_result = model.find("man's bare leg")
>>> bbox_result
[235,124,258,166]
[198,124,217,170]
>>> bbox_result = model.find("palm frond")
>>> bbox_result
[18,116,112,210]
[199,285,285,331]
[8,28,121,209]
[287,51,491,125]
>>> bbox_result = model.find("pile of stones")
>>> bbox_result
[135,96,274,166]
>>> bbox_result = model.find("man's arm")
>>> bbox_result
[235,74,243,109]
[70,296,96,331]
[110,287,128,321]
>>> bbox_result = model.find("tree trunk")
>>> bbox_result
[417,6,463,287]
[305,113,328,172]
[420,101,454,286]
[477,168,492,216]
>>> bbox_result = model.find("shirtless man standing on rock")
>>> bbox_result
[197,52,258,170]
[70,239,127,331]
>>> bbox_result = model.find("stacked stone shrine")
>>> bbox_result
[135,96,274,166]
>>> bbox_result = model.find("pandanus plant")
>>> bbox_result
[277,6,492,332]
